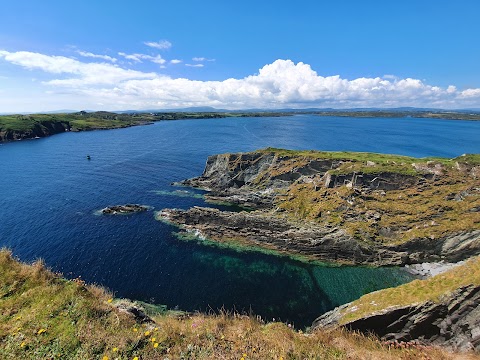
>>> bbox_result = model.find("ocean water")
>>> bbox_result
[1,115,479,327]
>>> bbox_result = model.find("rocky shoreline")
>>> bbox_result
[158,149,480,351]
[161,149,480,266]
[312,283,480,352]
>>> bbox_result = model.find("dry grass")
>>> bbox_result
[0,249,472,359]
[277,165,479,245]
[340,255,480,324]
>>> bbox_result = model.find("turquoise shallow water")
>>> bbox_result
[1,115,479,327]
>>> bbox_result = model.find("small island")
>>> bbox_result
[100,204,149,215]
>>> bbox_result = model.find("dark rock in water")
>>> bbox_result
[101,204,149,215]
[312,284,480,352]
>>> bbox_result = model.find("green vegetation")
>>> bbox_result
[0,111,292,141]
[339,256,480,324]
[2,109,480,142]
[313,110,480,121]
[251,149,480,245]
[0,249,461,359]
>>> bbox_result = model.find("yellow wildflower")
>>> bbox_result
[107,298,113,303]
[112,347,118,352]
[151,337,156,342]
[243,354,247,357]
[20,341,26,348]
[102,356,109,360]
[37,328,46,335]
[220,335,225,340]
[154,343,159,348]
[144,330,151,336]
[241,358,245,360]
[133,328,138,332]
[133,357,139,360]
[154,327,158,331]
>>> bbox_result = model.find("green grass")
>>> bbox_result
[339,256,480,324]
[1,249,461,359]
[0,111,293,139]
[243,148,480,245]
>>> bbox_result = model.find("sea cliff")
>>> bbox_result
[158,148,480,351]
[161,148,480,266]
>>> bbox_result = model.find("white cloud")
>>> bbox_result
[192,57,215,62]
[170,59,182,64]
[185,63,204,68]
[144,40,172,50]
[76,51,117,63]
[0,50,157,86]
[1,50,480,111]
[118,52,166,65]
[460,88,480,98]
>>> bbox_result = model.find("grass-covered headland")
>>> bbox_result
[0,249,466,359]
[1,108,480,142]
[0,111,291,142]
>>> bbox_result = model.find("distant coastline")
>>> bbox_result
[1,109,479,143]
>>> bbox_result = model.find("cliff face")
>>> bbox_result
[0,120,70,141]
[169,149,480,265]
[313,284,480,352]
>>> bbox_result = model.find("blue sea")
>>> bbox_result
[1,115,479,327]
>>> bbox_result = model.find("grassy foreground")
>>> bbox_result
[0,249,468,360]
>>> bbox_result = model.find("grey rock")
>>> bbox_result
[313,285,480,352]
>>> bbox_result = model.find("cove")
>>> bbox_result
[1,115,479,328]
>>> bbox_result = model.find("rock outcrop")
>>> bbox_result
[312,284,480,352]
[165,149,480,265]
[158,207,409,265]
[101,204,149,215]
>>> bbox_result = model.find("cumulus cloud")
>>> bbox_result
[76,51,117,63]
[1,50,480,110]
[170,59,182,64]
[144,40,172,50]
[185,63,204,68]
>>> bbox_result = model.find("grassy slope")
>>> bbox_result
[0,249,463,360]
[255,149,480,245]
[340,255,480,324]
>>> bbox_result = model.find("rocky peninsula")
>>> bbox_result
[159,148,480,351]
[161,148,480,266]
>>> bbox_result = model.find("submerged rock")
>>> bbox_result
[101,204,149,215]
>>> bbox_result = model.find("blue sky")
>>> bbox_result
[1,0,480,112]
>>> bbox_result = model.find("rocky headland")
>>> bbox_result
[159,148,480,351]
[162,148,480,266]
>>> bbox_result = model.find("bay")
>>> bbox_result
[1,115,479,327]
